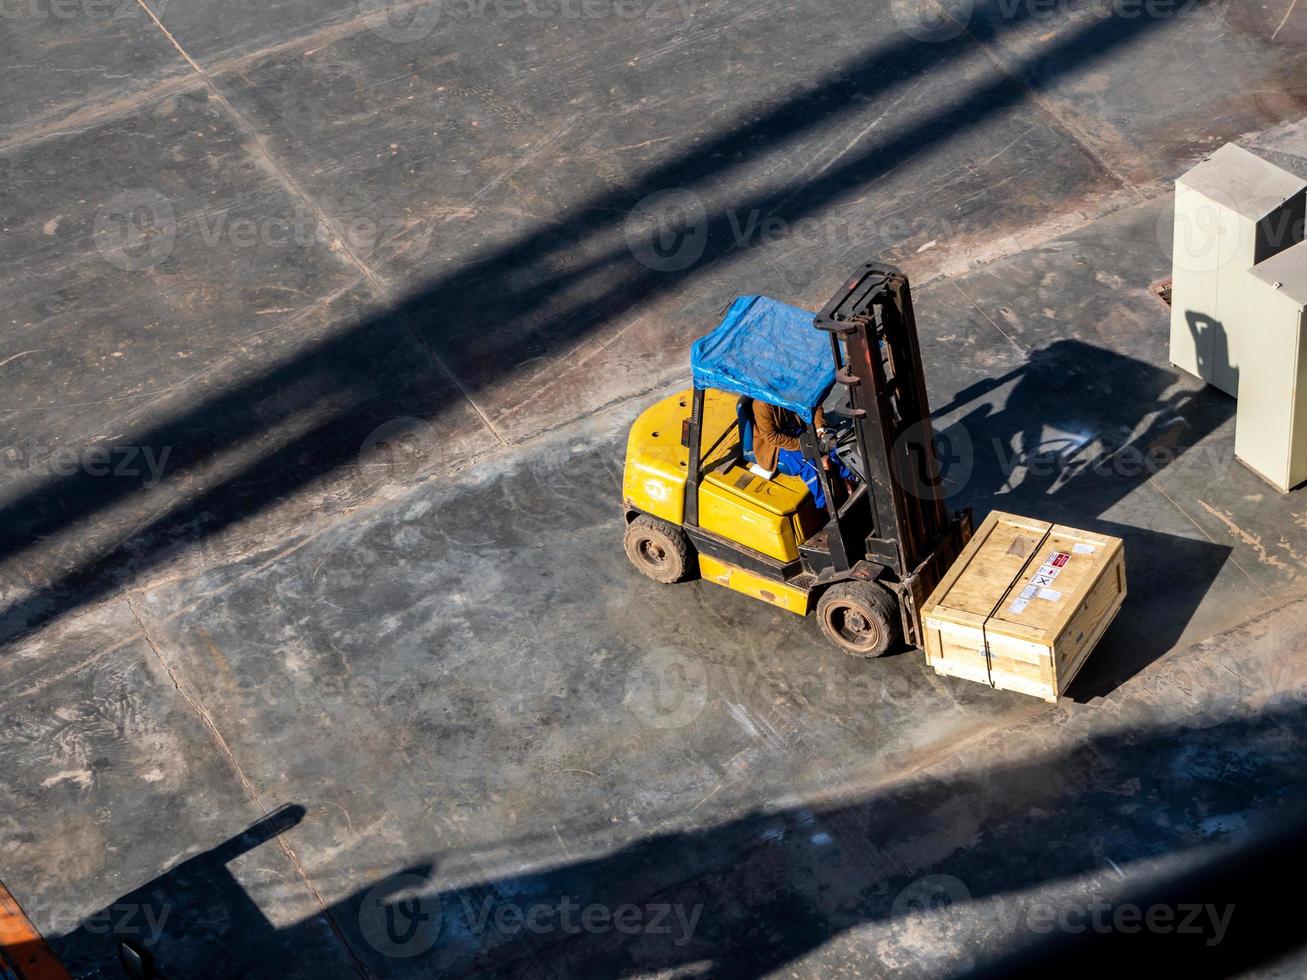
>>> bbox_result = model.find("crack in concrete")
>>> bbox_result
[1273,0,1300,40]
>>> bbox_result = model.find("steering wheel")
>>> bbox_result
[826,415,865,481]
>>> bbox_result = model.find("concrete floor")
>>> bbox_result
[3,0,1307,976]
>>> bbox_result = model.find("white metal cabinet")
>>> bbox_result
[1234,241,1307,492]
[1169,143,1306,396]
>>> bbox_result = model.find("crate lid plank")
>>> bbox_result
[922,512,1053,629]
[988,525,1123,643]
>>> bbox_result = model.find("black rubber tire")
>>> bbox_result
[816,581,901,658]
[624,515,691,584]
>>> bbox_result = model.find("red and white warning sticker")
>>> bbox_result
[1009,548,1084,615]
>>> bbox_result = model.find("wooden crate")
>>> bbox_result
[919,511,1127,702]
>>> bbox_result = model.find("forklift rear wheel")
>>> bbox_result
[624,515,691,584]
[816,581,901,658]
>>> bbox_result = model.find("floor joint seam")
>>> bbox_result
[929,0,1149,204]
[0,0,442,155]
[0,74,205,155]
[130,0,507,449]
[124,589,372,979]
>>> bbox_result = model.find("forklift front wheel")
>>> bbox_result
[816,581,901,658]
[624,515,691,584]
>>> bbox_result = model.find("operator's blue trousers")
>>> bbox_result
[776,448,853,510]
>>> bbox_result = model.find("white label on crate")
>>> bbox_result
[1031,572,1057,588]
[1020,585,1037,600]
[1073,543,1096,555]
[1037,564,1062,580]
[1037,587,1063,602]
[1009,597,1030,614]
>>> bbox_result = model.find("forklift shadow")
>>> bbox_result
[924,338,1236,698]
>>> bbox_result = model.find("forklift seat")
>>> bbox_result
[736,396,756,464]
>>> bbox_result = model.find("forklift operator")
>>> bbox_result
[748,400,854,508]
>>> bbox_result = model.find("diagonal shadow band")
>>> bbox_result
[46,691,1307,976]
[0,2,1219,645]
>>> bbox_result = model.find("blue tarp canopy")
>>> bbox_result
[690,295,834,424]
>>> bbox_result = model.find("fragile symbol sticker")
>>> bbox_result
[1047,552,1071,567]
[1037,564,1061,580]
[1032,573,1057,588]
[1037,587,1063,602]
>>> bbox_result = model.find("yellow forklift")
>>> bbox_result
[621,264,971,656]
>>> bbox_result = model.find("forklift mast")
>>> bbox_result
[813,265,952,578]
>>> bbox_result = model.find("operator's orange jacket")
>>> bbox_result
[752,401,827,472]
